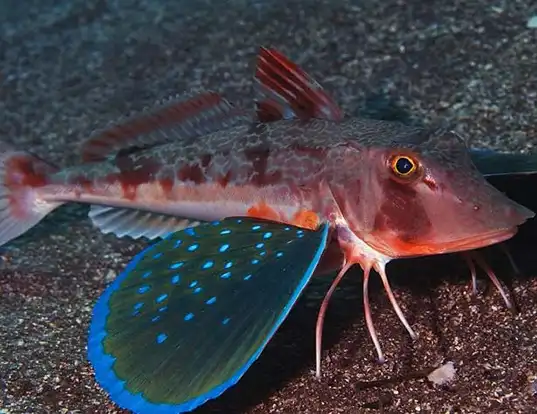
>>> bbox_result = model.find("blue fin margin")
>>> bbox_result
[88,222,329,413]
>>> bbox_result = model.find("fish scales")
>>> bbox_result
[6,113,531,240]
[31,120,395,220]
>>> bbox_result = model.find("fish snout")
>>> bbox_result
[501,200,535,227]
[479,185,535,230]
[455,186,535,250]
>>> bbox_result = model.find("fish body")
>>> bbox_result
[33,119,342,228]
[1,47,534,369]
[3,114,531,253]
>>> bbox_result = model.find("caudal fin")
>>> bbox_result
[0,143,61,246]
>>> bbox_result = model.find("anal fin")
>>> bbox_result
[88,206,200,240]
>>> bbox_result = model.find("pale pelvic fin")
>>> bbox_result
[88,205,200,240]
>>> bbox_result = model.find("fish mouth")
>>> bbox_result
[436,227,518,254]
[368,227,518,258]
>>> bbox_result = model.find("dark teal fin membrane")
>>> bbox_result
[88,217,329,413]
[470,148,537,177]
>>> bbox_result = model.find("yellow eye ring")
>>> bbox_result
[390,155,418,177]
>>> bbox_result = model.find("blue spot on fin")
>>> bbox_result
[87,217,329,413]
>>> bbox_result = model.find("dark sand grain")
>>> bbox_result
[1,0,537,413]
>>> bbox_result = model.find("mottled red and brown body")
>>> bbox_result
[39,119,342,229]
[26,117,529,253]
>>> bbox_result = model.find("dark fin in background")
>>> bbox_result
[361,91,417,125]
[254,46,344,122]
[0,142,62,247]
[89,205,199,240]
[80,91,249,162]
[88,217,329,413]
[470,148,537,177]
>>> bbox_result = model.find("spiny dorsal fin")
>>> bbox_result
[80,91,249,163]
[254,47,344,122]
[88,206,201,240]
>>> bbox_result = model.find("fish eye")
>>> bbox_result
[389,155,418,178]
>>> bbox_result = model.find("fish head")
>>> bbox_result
[346,127,535,258]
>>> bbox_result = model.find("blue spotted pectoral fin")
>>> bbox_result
[88,217,330,414]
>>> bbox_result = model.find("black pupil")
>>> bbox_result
[395,157,413,174]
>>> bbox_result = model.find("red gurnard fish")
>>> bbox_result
[0,48,533,373]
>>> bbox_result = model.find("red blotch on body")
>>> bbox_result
[5,155,52,188]
[106,155,163,200]
[3,154,56,219]
[159,177,174,197]
[156,166,176,199]
[244,146,282,186]
[217,171,232,187]
[121,181,137,200]
[370,179,432,255]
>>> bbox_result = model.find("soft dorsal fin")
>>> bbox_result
[80,91,248,163]
[254,46,344,122]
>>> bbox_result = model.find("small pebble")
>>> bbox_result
[428,362,457,386]
[530,375,537,395]
[528,16,537,29]
[104,269,117,283]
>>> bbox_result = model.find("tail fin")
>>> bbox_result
[0,143,61,246]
